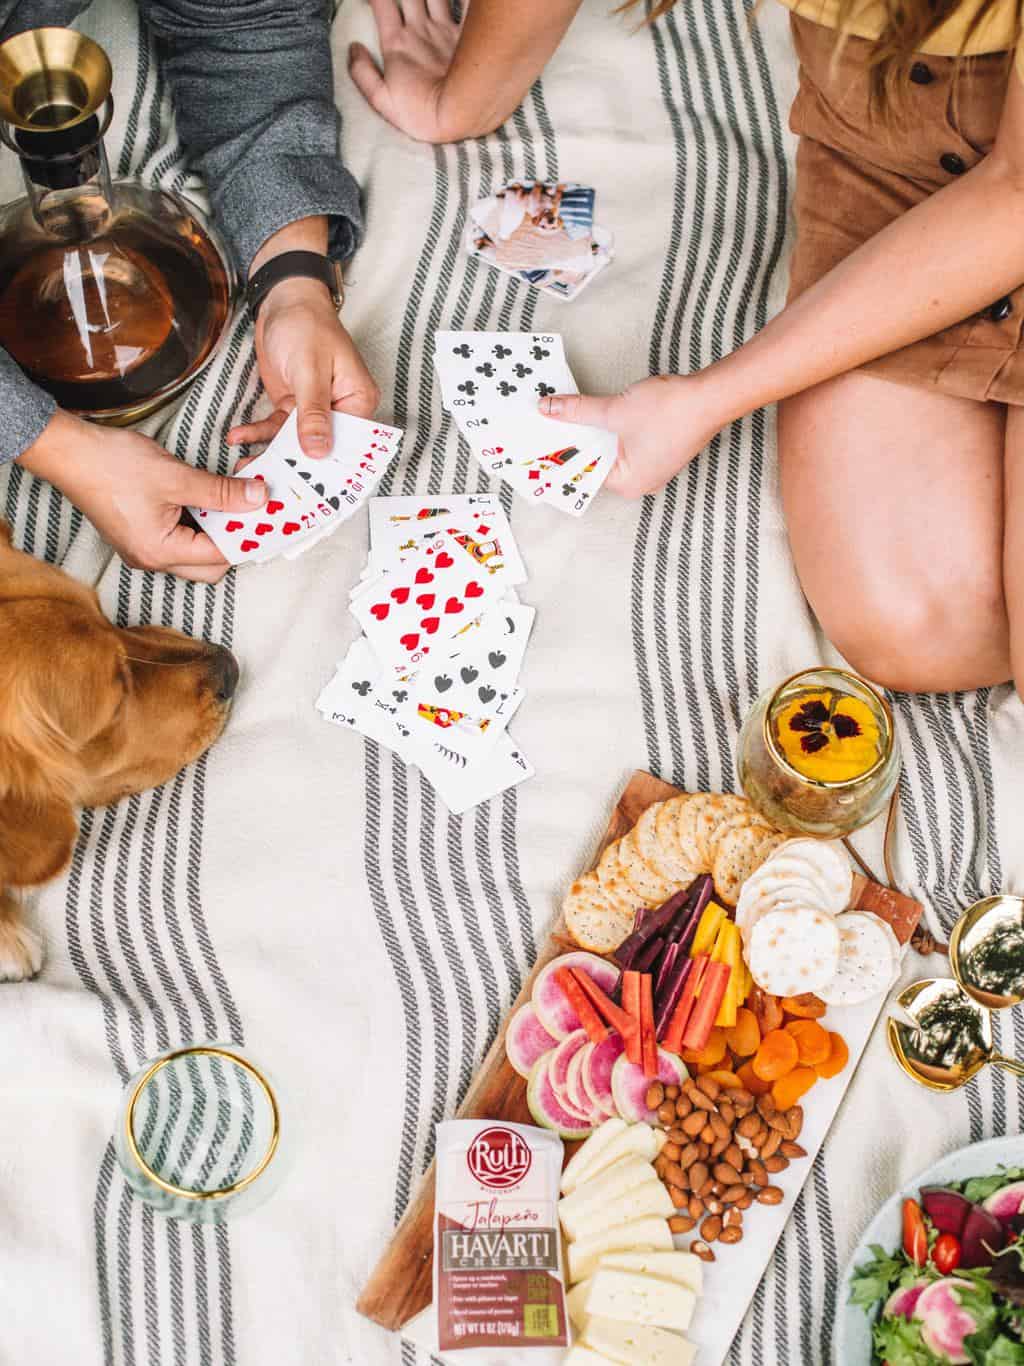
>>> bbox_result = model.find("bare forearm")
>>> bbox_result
[706,154,1024,422]
[438,0,584,139]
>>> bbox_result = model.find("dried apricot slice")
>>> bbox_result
[751,1028,799,1081]
[785,1019,831,1066]
[772,1066,818,1110]
[725,1007,760,1059]
[736,1060,772,1096]
[681,1027,727,1069]
[705,1068,743,1089]
[814,1030,850,1079]
[781,993,827,1019]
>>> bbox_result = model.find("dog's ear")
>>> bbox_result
[0,789,78,891]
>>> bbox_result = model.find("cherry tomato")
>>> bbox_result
[902,1198,928,1267]
[933,1233,962,1275]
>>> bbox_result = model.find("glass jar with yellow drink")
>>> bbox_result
[737,667,900,837]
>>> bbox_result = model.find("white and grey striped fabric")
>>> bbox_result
[3,1,1024,1363]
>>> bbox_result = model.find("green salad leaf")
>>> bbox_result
[981,1335,1024,1364]
[873,1314,943,1365]
[851,1244,912,1308]
[960,1169,1024,1204]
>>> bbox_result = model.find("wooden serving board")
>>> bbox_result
[356,770,923,1336]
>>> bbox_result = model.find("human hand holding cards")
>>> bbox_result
[191,410,403,565]
[433,331,617,516]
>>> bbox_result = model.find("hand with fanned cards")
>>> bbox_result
[433,331,618,516]
[190,410,403,565]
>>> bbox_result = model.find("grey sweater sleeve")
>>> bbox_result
[138,0,364,276]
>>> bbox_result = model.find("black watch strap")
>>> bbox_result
[246,250,344,320]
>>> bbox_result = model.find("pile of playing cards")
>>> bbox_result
[316,495,536,815]
[193,410,403,565]
[434,330,618,517]
[466,180,613,302]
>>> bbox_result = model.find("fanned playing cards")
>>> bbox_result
[193,410,403,565]
[317,495,536,815]
[433,330,618,516]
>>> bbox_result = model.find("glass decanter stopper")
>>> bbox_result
[0,28,235,422]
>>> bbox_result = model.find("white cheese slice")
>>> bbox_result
[564,1346,620,1366]
[566,1278,593,1328]
[563,1123,660,1195]
[570,1183,675,1243]
[580,1268,696,1333]
[583,1314,697,1366]
[598,1250,704,1296]
[559,1158,661,1239]
[568,1217,673,1285]
[561,1118,628,1194]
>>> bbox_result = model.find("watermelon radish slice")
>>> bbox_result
[549,1031,594,1121]
[532,952,621,1040]
[884,1283,927,1320]
[982,1181,1024,1223]
[505,1003,560,1079]
[914,1279,977,1363]
[584,1033,625,1118]
[527,1052,596,1140]
[611,1049,688,1124]
[566,1044,599,1119]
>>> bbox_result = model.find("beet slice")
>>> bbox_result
[960,1204,1006,1269]
[920,1186,972,1239]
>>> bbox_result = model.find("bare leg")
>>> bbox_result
[778,371,1010,693]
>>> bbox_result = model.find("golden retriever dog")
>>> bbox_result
[0,522,238,982]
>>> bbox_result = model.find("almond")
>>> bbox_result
[765,1155,790,1174]
[696,1075,721,1101]
[646,1082,666,1111]
[665,1084,680,1100]
[780,1141,807,1159]
[720,1226,743,1244]
[737,1114,760,1140]
[714,1163,742,1186]
[689,1161,709,1193]
[675,1095,693,1119]
[700,1215,723,1242]
[658,1102,677,1126]
[758,1185,784,1205]
[760,1129,782,1159]
[669,1184,689,1209]
[690,1240,716,1262]
[669,1215,695,1234]
[688,1195,705,1220]
[682,1111,706,1137]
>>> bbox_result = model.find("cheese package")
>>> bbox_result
[433,1119,570,1359]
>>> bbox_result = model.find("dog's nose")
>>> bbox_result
[210,647,239,702]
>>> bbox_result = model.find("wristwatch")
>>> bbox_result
[246,250,344,321]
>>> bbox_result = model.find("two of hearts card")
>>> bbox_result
[433,331,618,517]
[191,411,403,566]
[465,180,614,302]
[316,495,536,815]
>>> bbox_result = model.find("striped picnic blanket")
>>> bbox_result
[3,0,1023,1363]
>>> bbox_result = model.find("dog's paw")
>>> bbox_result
[0,917,43,982]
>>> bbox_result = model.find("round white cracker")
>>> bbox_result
[693,794,749,867]
[736,880,817,947]
[563,872,634,953]
[749,907,841,997]
[653,796,701,884]
[596,839,626,892]
[817,910,900,1006]
[712,819,778,906]
[771,839,853,913]
[634,802,688,885]
[616,828,677,905]
[753,854,837,913]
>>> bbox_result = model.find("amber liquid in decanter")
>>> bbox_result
[0,185,231,414]
[0,28,234,422]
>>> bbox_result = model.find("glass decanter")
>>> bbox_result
[0,28,235,423]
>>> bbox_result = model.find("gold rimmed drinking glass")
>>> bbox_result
[738,667,901,838]
[114,1043,283,1222]
[887,977,1024,1092]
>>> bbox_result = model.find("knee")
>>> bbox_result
[813,575,1009,694]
